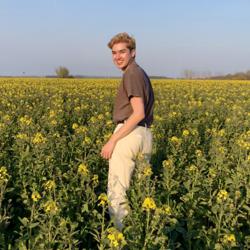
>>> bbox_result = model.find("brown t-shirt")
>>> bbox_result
[113,61,154,127]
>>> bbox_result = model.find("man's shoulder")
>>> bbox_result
[124,61,146,79]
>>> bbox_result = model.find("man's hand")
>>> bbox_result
[101,139,116,160]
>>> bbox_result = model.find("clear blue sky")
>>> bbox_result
[1,0,250,77]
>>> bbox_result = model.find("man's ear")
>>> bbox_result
[131,49,136,58]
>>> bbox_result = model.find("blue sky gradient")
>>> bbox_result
[1,0,250,77]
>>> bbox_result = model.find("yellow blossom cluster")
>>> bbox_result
[188,164,198,172]
[98,193,108,206]
[77,163,89,176]
[206,128,226,137]
[208,167,217,178]
[168,111,181,118]
[19,115,32,126]
[83,136,91,145]
[31,191,41,202]
[236,131,250,150]
[142,197,156,210]
[221,234,236,247]
[182,129,190,137]
[91,174,99,186]
[170,136,182,145]
[32,132,47,144]
[43,180,56,191]
[195,149,203,157]
[162,159,173,169]
[44,200,59,214]
[143,165,153,177]
[16,133,29,141]
[49,110,56,118]
[156,205,172,216]
[216,190,229,203]
[72,123,79,130]
[0,166,9,183]
[50,119,57,126]
[107,227,127,248]
[72,124,88,134]
[106,120,113,126]
[3,114,11,122]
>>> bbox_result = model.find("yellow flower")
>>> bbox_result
[91,174,99,186]
[222,234,236,247]
[182,129,190,137]
[143,165,153,177]
[50,119,57,126]
[3,115,11,122]
[16,133,29,140]
[107,227,126,248]
[142,197,156,210]
[208,167,217,178]
[97,114,104,120]
[163,205,172,215]
[32,132,47,144]
[163,159,173,168]
[98,193,108,206]
[218,146,226,154]
[31,191,41,202]
[0,123,5,130]
[170,136,182,145]
[44,180,56,191]
[0,166,10,183]
[72,123,79,130]
[188,164,198,172]
[77,163,89,176]
[74,106,81,112]
[75,125,87,134]
[169,111,177,118]
[53,132,60,138]
[49,110,56,118]
[218,129,226,137]
[216,190,228,203]
[247,155,250,162]
[44,200,59,214]
[104,133,112,141]
[195,149,203,157]
[235,190,241,200]
[19,115,32,126]
[190,128,198,135]
[83,136,91,145]
[106,120,113,126]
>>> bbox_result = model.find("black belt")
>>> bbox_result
[117,120,149,128]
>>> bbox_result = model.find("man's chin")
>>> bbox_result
[115,63,129,71]
[116,65,125,70]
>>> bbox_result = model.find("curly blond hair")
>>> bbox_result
[107,32,136,50]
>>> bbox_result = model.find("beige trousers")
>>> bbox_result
[108,123,152,230]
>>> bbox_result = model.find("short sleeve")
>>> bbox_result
[124,70,145,100]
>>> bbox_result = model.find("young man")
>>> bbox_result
[101,32,154,230]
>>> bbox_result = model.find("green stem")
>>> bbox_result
[99,206,105,250]
[28,203,35,249]
[143,211,150,249]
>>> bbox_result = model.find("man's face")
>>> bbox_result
[111,42,135,71]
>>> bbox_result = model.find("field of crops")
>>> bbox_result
[0,78,249,249]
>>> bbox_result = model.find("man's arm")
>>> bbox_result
[100,96,145,160]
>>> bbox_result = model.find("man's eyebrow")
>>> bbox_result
[112,49,127,53]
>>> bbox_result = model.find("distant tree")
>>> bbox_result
[210,69,250,80]
[55,66,70,78]
[246,70,250,79]
[183,69,195,79]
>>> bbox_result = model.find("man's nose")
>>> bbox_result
[115,53,121,60]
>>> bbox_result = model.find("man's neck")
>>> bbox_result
[122,59,135,72]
